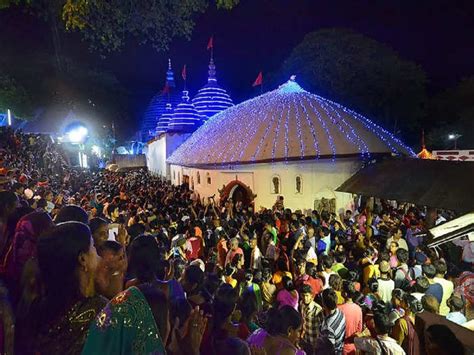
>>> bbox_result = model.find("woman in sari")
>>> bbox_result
[392,294,422,355]
[24,221,106,355]
[126,235,185,300]
[82,285,167,354]
[83,284,208,355]
[4,212,53,293]
[248,306,305,355]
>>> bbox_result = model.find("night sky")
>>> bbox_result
[2,0,474,136]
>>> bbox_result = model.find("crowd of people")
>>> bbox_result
[0,126,473,355]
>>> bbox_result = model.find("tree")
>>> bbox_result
[2,0,239,55]
[0,73,33,119]
[275,28,427,137]
[426,76,474,149]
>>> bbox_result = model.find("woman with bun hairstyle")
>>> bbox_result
[28,222,106,354]
[276,276,299,310]
[248,305,304,354]
[391,293,422,355]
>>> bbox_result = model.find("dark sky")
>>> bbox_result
[105,0,474,126]
[2,0,474,135]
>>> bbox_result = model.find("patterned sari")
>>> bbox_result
[4,211,53,284]
[34,295,107,355]
[82,286,166,355]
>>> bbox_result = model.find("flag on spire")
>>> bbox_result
[182,64,187,81]
[207,36,214,50]
[162,83,170,94]
[252,71,263,87]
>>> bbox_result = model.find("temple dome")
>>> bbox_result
[168,77,415,167]
[155,103,173,135]
[167,90,202,133]
[192,58,233,120]
[140,59,180,140]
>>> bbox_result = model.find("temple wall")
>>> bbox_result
[169,159,360,213]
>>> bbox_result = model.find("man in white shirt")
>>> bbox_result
[411,276,430,301]
[355,312,406,355]
[433,259,454,316]
[305,227,317,251]
[377,261,395,304]
[385,227,409,251]
[249,236,262,270]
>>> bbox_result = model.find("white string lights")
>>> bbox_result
[192,57,234,120]
[167,77,415,167]
[156,103,173,135]
[167,90,202,133]
[141,59,180,140]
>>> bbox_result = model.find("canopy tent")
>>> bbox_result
[336,158,474,213]
[427,213,474,248]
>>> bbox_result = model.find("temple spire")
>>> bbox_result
[166,58,176,88]
[208,56,217,83]
[207,37,216,83]
[417,129,433,159]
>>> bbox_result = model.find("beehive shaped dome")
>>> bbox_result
[141,59,180,140]
[168,77,414,167]
[192,57,233,120]
[155,103,174,135]
[167,90,202,133]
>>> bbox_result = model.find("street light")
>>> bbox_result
[448,133,462,149]
[91,145,101,157]
[7,109,12,126]
[67,125,88,144]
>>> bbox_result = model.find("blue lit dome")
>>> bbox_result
[192,58,233,120]
[140,59,180,140]
[168,77,415,167]
[167,90,202,133]
[155,103,173,135]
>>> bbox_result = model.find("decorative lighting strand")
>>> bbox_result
[170,101,245,165]
[315,97,368,158]
[168,90,202,133]
[290,94,306,160]
[283,96,291,163]
[271,95,285,162]
[252,108,277,161]
[214,100,253,165]
[318,98,370,157]
[236,99,272,163]
[192,83,234,121]
[316,95,414,156]
[304,93,337,161]
[296,93,320,160]
[167,78,415,167]
[230,99,265,164]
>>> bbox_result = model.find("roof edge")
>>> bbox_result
[168,152,400,169]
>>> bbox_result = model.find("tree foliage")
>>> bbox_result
[426,76,474,149]
[2,0,239,54]
[0,73,33,119]
[62,0,208,53]
[276,28,427,136]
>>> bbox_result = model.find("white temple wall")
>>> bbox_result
[146,136,167,176]
[169,159,360,213]
[146,133,192,178]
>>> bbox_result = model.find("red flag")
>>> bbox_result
[252,71,263,87]
[162,83,170,94]
[182,64,187,81]
[207,36,213,50]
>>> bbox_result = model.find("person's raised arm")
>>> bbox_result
[211,200,219,219]
[190,204,198,219]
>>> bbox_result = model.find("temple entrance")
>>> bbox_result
[218,180,256,208]
[182,175,190,187]
[230,184,250,206]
